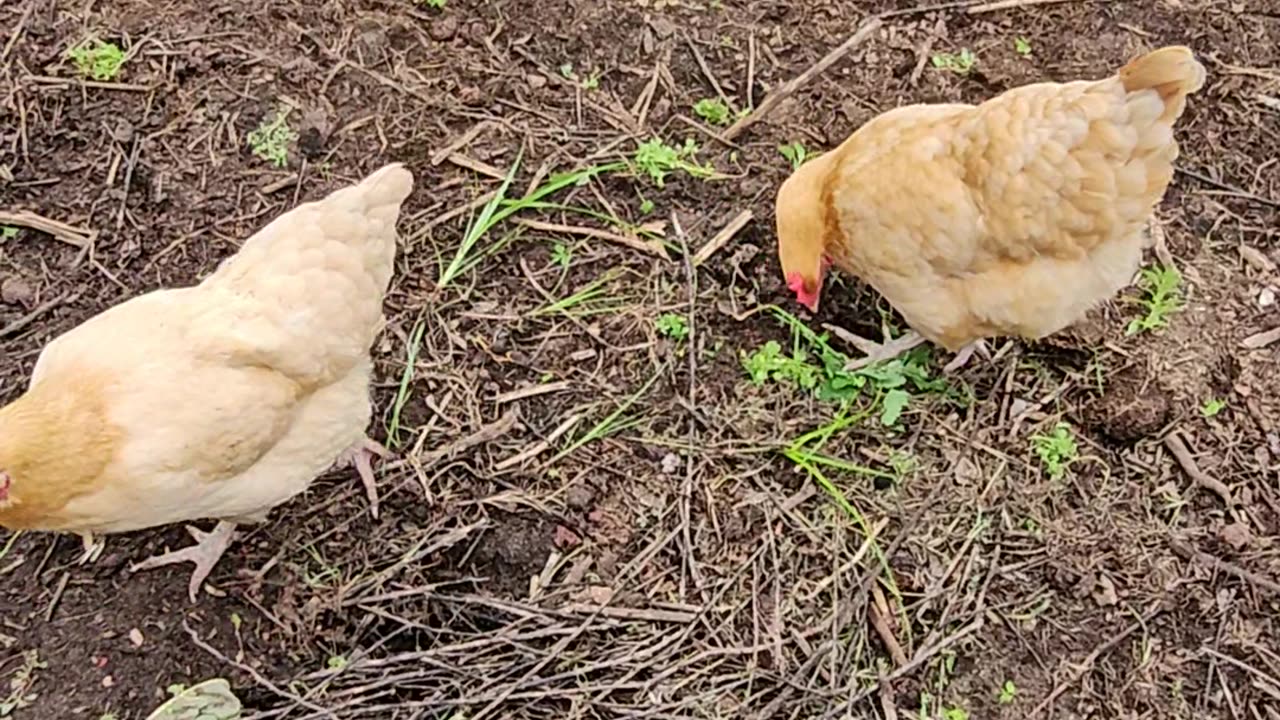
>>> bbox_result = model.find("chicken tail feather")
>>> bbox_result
[1118,46,1205,122]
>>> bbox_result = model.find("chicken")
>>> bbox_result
[776,46,1205,370]
[0,163,414,601]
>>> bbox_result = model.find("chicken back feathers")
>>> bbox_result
[776,46,1204,350]
[0,164,413,534]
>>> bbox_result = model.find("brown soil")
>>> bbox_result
[2,0,1278,718]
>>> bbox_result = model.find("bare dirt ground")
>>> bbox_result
[1,0,1278,718]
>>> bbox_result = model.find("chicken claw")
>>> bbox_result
[335,437,389,519]
[826,325,926,371]
[941,340,992,374]
[130,521,237,602]
[77,532,105,565]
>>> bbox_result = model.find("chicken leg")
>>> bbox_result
[334,436,389,519]
[130,521,237,602]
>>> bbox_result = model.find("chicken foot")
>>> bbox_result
[941,339,992,373]
[130,521,237,602]
[334,436,389,519]
[827,323,991,374]
[77,532,105,564]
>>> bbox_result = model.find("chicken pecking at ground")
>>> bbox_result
[0,163,414,601]
[775,46,1205,371]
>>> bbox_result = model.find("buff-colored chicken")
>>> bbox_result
[776,47,1204,370]
[0,164,413,600]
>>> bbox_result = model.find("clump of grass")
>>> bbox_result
[778,141,810,170]
[1014,37,1032,56]
[1126,265,1182,335]
[693,97,731,126]
[655,313,689,340]
[247,108,297,168]
[931,48,977,75]
[385,318,426,449]
[437,151,625,289]
[1031,423,1078,480]
[67,39,126,81]
[532,270,626,318]
[631,138,714,187]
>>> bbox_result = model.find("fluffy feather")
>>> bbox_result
[776,46,1205,351]
[0,164,413,574]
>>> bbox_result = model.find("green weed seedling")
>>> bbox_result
[1126,265,1182,335]
[1014,37,1032,56]
[1031,423,1078,480]
[0,226,18,240]
[419,0,446,8]
[778,141,810,170]
[656,313,689,340]
[550,241,573,269]
[632,138,715,187]
[998,680,1017,704]
[386,318,426,449]
[1201,398,1226,418]
[931,49,977,75]
[247,108,297,168]
[67,39,126,81]
[693,98,731,126]
[943,708,970,720]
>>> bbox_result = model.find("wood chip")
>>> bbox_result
[1241,326,1280,349]
[692,209,753,266]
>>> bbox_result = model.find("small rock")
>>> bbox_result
[526,73,547,89]
[1092,574,1119,606]
[566,485,594,510]
[128,628,144,647]
[1259,287,1276,309]
[553,524,581,549]
[660,453,680,474]
[101,675,115,688]
[1,276,34,307]
[429,16,458,41]
[1218,522,1252,551]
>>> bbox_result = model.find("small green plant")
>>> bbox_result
[693,97,732,126]
[639,198,655,214]
[1031,423,1078,480]
[0,650,45,715]
[550,242,572,268]
[931,48,977,75]
[656,313,689,340]
[632,138,714,187]
[327,655,348,670]
[743,340,822,390]
[558,63,600,89]
[418,0,446,8]
[1201,398,1226,418]
[1014,37,1032,56]
[778,141,810,170]
[0,226,18,240]
[67,39,126,81]
[943,707,970,720]
[997,680,1018,704]
[741,308,949,427]
[1126,265,1182,335]
[247,108,298,168]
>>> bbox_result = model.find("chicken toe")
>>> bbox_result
[77,532,105,565]
[827,325,927,371]
[335,437,389,519]
[130,521,237,602]
[942,340,991,374]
